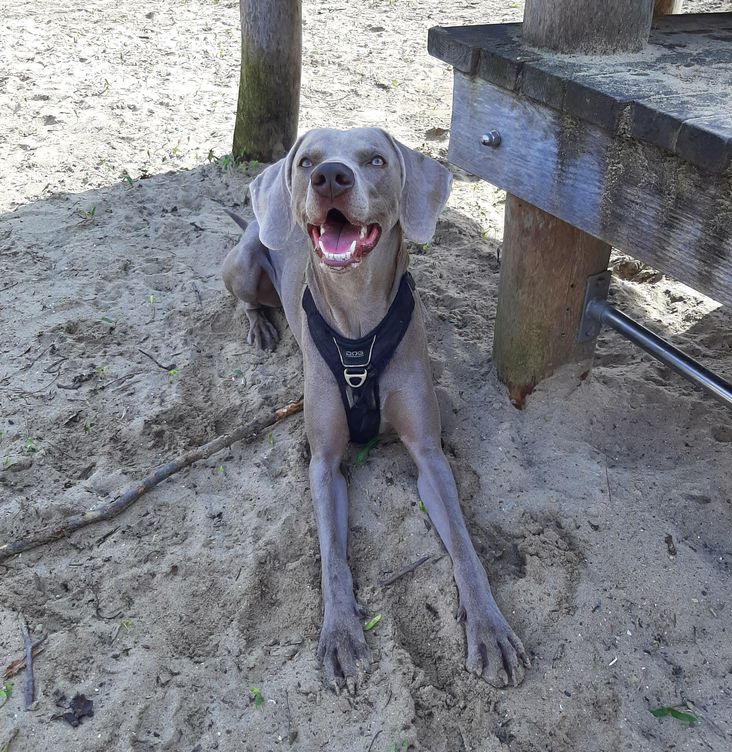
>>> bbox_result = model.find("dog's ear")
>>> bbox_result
[248,136,304,250]
[386,135,452,244]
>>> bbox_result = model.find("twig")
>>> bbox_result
[366,730,382,752]
[0,399,303,561]
[95,371,141,392]
[0,728,18,752]
[137,348,175,372]
[191,282,203,308]
[3,637,46,680]
[379,554,432,587]
[19,618,33,710]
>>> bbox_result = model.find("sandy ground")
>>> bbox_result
[1,1,731,750]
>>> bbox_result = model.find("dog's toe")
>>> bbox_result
[317,613,372,693]
[463,608,529,689]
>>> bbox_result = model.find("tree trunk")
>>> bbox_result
[233,0,301,163]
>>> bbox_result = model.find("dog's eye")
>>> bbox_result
[370,155,385,167]
[299,157,313,168]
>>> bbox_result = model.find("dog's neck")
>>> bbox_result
[305,224,409,339]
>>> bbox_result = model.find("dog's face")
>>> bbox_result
[249,127,452,272]
[290,129,402,270]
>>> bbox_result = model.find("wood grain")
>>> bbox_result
[523,0,653,53]
[449,74,732,308]
[493,195,610,407]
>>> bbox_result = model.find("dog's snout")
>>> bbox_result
[310,162,355,199]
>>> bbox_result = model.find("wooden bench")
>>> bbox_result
[429,4,732,406]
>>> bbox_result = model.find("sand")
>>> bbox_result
[1,1,731,750]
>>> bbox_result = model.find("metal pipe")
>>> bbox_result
[587,298,732,409]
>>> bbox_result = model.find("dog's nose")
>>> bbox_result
[310,162,355,199]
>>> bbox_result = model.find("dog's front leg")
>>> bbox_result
[306,383,371,693]
[409,440,530,687]
[388,383,530,688]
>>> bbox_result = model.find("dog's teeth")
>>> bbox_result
[348,240,357,254]
[359,226,366,239]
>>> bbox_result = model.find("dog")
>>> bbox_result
[222,127,529,692]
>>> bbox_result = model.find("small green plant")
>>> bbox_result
[99,316,116,326]
[249,687,264,708]
[418,499,426,513]
[2,457,9,468]
[650,706,698,726]
[148,294,156,306]
[217,465,225,474]
[232,368,243,379]
[363,613,382,632]
[267,432,274,447]
[388,741,409,752]
[83,421,93,434]
[0,681,13,707]
[95,365,108,377]
[24,437,36,453]
[76,206,96,222]
[207,148,217,163]
[167,368,178,377]
[355,436,380,464]
[122,173,134,186]
[120,618,134,632]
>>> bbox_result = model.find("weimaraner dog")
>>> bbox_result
[222,127,529,691]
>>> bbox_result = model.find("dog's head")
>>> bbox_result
[249,127,452,271]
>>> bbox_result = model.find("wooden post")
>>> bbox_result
[493,196,611,407]
[493,1,655,406]
[653,0,683,16]
[233,0,301,163]
[523,0,654,53]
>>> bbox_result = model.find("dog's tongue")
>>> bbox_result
[320,218,361,255]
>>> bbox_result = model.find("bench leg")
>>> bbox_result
[492,194,611,407]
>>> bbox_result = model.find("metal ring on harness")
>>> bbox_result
[344,368,369,388]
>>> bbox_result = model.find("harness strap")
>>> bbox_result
[302,273,415,444]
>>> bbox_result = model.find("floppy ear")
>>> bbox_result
[248,136,304,250]
[387,136,452,244]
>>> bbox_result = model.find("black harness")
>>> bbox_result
[302,273,415,444]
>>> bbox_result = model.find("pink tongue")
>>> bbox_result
[320,221,361,255]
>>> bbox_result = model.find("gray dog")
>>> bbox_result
[222,127,529,691]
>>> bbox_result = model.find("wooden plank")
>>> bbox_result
[448,73,732,308]
[523,0,653,53]
[630,92,732,157]
[429,16,732,174]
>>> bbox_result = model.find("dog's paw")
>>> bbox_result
[460,603,530,688]
[245,309,279,350]
[317,607,372,695]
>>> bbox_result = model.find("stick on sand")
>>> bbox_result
[0,400,303,562]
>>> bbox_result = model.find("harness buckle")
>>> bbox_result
[344,368,368,388]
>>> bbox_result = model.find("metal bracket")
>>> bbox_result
[577,270,611,342]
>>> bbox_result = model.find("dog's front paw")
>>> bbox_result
[317,606,372,695]
[460,602,530,688]
[245,308,279,350]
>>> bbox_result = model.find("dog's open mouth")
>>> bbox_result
[307,210,381,269]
